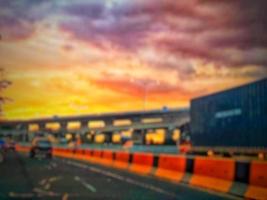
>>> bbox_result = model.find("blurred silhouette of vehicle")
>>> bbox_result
[4,140,16,151]
[59,138,68,145]
[30,138,52,159]
[179,140,192,154]
[0,139,5,163]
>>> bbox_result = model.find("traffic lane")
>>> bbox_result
[58,158,240,200]
[0,151,97,199]
[0,152,239,200]
[54,160,177,200]
[0,150,34,198]
[0,152,179,200]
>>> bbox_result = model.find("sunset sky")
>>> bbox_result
[0,0,267,120]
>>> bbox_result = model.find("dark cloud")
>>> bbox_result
[1,0,266,75]
[202,0,267,50]
[112,0,207,20]
[63,2,106,19]
[60,2,155,50]
[0,16,34,40]
[156,36,267,67]
[58,0,267,70]
[60,0,209,50]
[0,0,54,40]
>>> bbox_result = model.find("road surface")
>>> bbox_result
[0,151,239,200]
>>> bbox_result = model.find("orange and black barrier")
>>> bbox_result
[113,151,130,169]
[100,150,114,166]
[245,160,267,200]
[15,144,267,200]
[90,149,102,163]
[155,154,186,182]
[129,152,154,175]
[15,144,30,153]
[189,156,235,192]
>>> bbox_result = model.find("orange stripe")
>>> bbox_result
[190,157,234,192]
[129,153,153,175]
[245,161,267,200]
[155,154,186,182]
[113,151,130,169]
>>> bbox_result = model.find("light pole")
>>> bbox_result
[130,79,159,111]
[130,79,160,145]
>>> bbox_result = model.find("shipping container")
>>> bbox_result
[190,78,267,148]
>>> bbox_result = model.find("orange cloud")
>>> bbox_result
[1,0,266,120]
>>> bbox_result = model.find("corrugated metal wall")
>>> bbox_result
[190,78,267,147]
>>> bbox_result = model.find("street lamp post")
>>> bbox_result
[130,79,160,145]
[131,79,159,112]
[143,83,147,111]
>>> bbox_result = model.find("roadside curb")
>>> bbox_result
[16,145,267,200]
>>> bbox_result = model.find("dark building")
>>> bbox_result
[190,78,267,148]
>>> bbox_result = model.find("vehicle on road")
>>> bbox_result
[0,150,4,163]
[0,139,5,163]
[4,140,16,151]
[30,138,52,159]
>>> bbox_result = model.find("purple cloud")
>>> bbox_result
[0,0,54,40]
[58,0,267,72]
[1,0,266,79]
[63,2,105,19]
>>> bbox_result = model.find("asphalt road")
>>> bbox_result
[0,151,239,200]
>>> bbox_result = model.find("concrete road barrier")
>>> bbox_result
[189,157,235,193]
[155,154,186,182]
[245,161,267,200]
[100,150,114,166]
[113,151,130,169]
[129,152,154,175]
[15,144,267,200]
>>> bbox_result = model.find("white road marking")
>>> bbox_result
[49,176,62,183]
[62,193,69,200]
[38,176,61,191]
[51,163,58,168]
[44,183,51,190]
[33,187,60,197]
[64,160,177,198]
[9,192,34,198]
[39,178,47,185]
[74,176,96,193]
